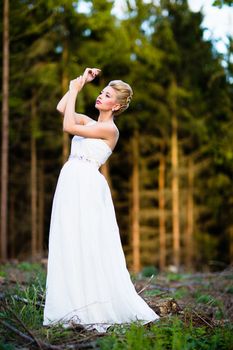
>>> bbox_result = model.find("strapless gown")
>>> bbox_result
[43,121,159,332]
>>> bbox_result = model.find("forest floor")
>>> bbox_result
[0,262,232,349]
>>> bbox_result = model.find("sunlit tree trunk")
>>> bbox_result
[9,193,15,258]
[159,152,166,271]
[31,95,38,258]
[38,161,44,257]
[229,226,233,264]
[1,0,9,261]
[185,156,194,270]
[131,129,140,272]
[171,81,180,269]
[62,41,69,163]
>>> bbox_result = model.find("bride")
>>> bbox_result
[43,68,159,332]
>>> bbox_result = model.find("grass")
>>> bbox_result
[0,262,233,349]
[98,319,233,350]
[144,289,163,297]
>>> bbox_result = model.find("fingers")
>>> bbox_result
[92,68,101,76]
[73,68,101,86]
[83,67,101,78]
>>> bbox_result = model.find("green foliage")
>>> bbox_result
[213,0,233,7]
[226,286,233,294]
[1,0,232,267]
[98,318,233,350]
[17,261,44,272]
[173,287,189,299]
[167,273,186,282]
[40,324,75,343]
[10,285,44,328]
[1,265,233,349]
[141,265,158,277]
[0,342,15,350]
[196,294,219,306]
[144,289,164,297]
[4,277,45,330]
[0,269,7,278]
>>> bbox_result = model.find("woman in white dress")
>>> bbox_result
[43,68,159,332]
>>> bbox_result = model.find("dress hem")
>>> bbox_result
[43,316,159,333]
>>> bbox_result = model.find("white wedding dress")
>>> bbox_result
[43,121,159,332]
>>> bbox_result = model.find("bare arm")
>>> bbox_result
[57,91,91,125]
[56,91,69,114]
[63,75,117,141]
[64,108,118,140]
[57,68,101,125]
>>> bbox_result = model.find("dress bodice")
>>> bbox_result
[69,122,112,168]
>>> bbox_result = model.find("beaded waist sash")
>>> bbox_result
[68,154,100,168]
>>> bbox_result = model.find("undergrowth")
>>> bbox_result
[98,319,233,350]
[0,263,232,350]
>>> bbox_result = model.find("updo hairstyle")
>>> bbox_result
[108,80,133,116]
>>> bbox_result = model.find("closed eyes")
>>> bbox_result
[99,91,111,98]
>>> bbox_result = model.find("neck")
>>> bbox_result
[97,110,114,123]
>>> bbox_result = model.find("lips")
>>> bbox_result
[96,100,101,104]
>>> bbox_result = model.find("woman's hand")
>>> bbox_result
[82,68,101,84]
[69,68,101,93]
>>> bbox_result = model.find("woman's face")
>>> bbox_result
[95,86,120,113]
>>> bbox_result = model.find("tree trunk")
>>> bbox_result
[131,129,140,272]
[159,152,166,271]
[1,0,9,261]
[185,156,194,270]
[171,88,180,269]
[31,95,38,259]
[9,193,15,258]
[229,226,233,265]
[38,161,44,257]
[62,41,69,163]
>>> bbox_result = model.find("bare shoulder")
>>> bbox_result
[106,122,119,132]
[113,122,119,134]
[98,121,119,137]
[113,123,119,138]
[112,123,119,140]
[103,122,119,149]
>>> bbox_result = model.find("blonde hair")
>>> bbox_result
[108,80,133,116]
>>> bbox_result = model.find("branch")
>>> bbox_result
[138,275,155,295]
[3,303,43,349]
[13,294,45,307]
[192,310,214,329]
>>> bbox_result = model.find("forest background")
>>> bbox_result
[0,0,233,273]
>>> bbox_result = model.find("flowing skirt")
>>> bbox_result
[43,159,159,332]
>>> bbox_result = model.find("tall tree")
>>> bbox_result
[158,146,166,270]
[31,93,38,258]
[131,129,140,272]
[169,79,180,269]
[38,159,44,256]
[185,156,194,270]
[1,0,9,261]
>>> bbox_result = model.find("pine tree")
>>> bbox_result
[1,0,9,261]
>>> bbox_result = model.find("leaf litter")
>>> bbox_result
[0,262,232,349]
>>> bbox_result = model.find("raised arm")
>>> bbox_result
[63,72,117,141]
[57,91,69,114]
[57,90,93,125]
[57,68,101,124]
